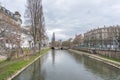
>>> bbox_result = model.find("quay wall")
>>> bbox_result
[69,49,120,69]
[72,48,120,59]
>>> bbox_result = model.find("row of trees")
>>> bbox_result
[25,0,47,52]
[61,35,83,48]
[0,0,47,59]
[51,35,83,48]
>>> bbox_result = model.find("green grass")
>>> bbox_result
[0,48,50,80]
[99,55,120,63]
[0,60,5,64]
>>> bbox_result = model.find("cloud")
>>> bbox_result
[1,0,120,40]
[43,0,120,40]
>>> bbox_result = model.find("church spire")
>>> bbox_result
[51,32,55,48]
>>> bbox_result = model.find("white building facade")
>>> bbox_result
[84,26,120,50]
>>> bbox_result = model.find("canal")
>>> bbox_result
[13,50,120,80]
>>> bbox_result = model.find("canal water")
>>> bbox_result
[13,50,120,80]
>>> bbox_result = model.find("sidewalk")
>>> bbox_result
[69,49,120,69]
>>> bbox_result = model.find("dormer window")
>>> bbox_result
[1,7,6,12]
[7,10,10,15]
[14,11,21,17]
[10,13,14,17]
[5,10,7,13]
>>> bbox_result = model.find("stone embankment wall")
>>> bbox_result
[73,48,120,59]
[69,49,120,69]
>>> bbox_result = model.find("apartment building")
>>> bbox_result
[73,34,84,46]
[84,26,120,49]
[0,4,22,51]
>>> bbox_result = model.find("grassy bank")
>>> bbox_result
[0,48,50,80]
[100,55,120,62]
[0,60,6,64]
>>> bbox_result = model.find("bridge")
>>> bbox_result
[50,33,69,50]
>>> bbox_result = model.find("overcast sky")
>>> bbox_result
[1,0,120,41]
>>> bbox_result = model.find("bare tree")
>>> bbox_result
[0,21,7,55]
[0,20,22,59]
[25,0,46,52]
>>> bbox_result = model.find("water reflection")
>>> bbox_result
[70,52,120,80]
[83,57,120,80]
[13,50,120,80]
[12,58,44,80]
[51,50,55,65]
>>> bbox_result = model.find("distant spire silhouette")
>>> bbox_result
[51,32,55,48]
